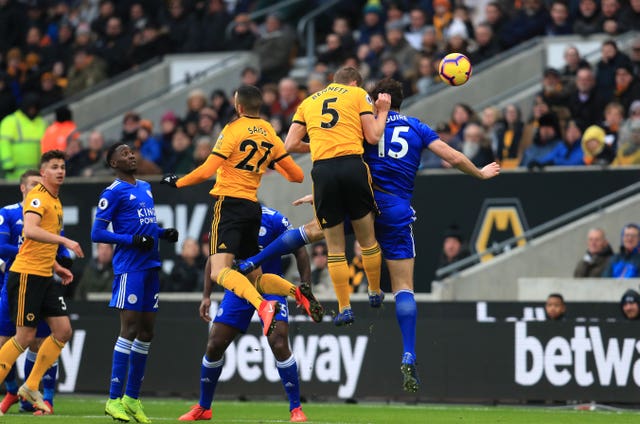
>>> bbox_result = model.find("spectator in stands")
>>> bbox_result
[331,16,356,55]
[41,105,78,154]
[582,125,615,165]
[383,21,416,78]
[91,0,116,39]
[0,72,16,121]
[520,112,562,168]
[66,130,106,177]
[51,21,74,70]
[317,33,349,73]
[380,57,411,96]
[501,0,548,48]
[419,26,440,58]
[432,0,452,42]
[620,289,640,320]
[161,0,197,53]
[602,223,640,278]
[495,104,523,167]
[629,37,640,76]
[310,241,332,295]
[363,33,386,78]
[613,102,640,165]
[573,0,603,36]
[481,106,503,159]
[136,119,162,166]
[420,122,453,169]
[197,107,219,138]
[358,2,385,46]
[405,7,430,51]
[595,40,631,96]
[568,67,606,131]
[520,95,550,155]
[163,124,193,174]
[0,0,25,56]
[449,103,476,145]
[560,46,589,89]
[96,16,131,77]
[129,20,171,67]
[270,78,300,131]
[529,119,584,168]
[73,21,94,52]
[574,228,613,277]
[65,48,107,97]
[601,0,623,35]
[436,225,471,278]
[240,66,259,87]
[602,101,624,151]
[460,123,495,167]
[0,92,46,181]
[197,0,231,52]
[75,242,114,300]
[38,71,63,108]
[349,241,368,294]
[610,64,640,114]
[253,12,295,84]
[443,20,471,58]
[545,293,566,321]
[540,67,570,111]
[470,23,501,65]
[619,0,640,32]
[485,1,509,49]
[121,110,140,144]
[184,88,207,124]
[193,135,212,167]
[408,54,438,96]
[168,237,201,292]
[127,2,148,35]
[210,89,234,127]
[547,0,573,35]
[306,72,327,95]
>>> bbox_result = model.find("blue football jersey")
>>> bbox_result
[94,179,161,275]
[363,110,439,199]
[259,206,293,276]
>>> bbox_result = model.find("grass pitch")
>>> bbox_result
[1,396,639,423]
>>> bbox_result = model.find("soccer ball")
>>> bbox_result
[439,53,472,86]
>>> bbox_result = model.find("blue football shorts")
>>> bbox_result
[109,269,160,312]
[213,290,288,333]
[374,191,417,260]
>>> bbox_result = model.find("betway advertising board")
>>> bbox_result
[49,301,640,403]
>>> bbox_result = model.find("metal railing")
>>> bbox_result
[296,0,342,74]
[435,179,640,279]
[224,0,306,39]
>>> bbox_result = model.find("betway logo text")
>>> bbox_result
[515,322,640,387]
[219,334,368,398]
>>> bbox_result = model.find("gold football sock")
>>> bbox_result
[26,335,64,391]
[255,273,297,297]
[0,337,24,382]
[361,242,382,293]
[327,253,351,311]
[217,267,263,309]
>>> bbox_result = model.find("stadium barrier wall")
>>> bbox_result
[45,300,640,404]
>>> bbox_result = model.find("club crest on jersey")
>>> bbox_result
[98,198,109,210]
[259,226,267,236]
[30,198,41,208]
[365,94,373,105]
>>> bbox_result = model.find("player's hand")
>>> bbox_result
[199,297,212,322]
[161,173,178,188]
[480,162,500,180]
[64,239,84,258]
[132,234,154,251]
[161,228,179,243]
[292,194,313,206]
[375,93,391,113]
[55,266,73,285]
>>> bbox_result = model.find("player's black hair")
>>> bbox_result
[370,78,403,110]
[19,169,40,184]
[547,293,565,304]
[235,85,262,115]
[40,150,65,166]
[105,141,127,167]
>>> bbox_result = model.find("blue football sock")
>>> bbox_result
[276,355,300,411]
[395,290,417,361]
[24,349,37,379]
[246,226,309,268]
[42,360,57,404]
[199,355,223,410]
[5,363,17,394]
[109,337,132,399]
[125,339,150,399]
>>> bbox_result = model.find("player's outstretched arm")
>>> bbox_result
[428,139,500,180]
[361,93,391,144]
[169,154,224,188]
[284,122,310,153]
[274,155,304,183]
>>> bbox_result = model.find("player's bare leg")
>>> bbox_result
[351,212,384,306]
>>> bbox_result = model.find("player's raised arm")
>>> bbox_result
[361,93,391,144]
[284,122,310,153]
[161,154,225,189]
[428,139,500,180]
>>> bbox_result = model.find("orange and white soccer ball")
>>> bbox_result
[438,53,472,86]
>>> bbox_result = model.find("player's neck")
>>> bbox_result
[116,171,136,184]
[41,180,60,197]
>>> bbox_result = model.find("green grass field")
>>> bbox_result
[1,396,640,424]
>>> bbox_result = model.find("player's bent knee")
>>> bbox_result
[53,326,72,343]
[268,335,290,359]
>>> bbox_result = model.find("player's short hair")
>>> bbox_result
[40,150,65,167]
[19,169,40,185]
[235,85,262,114]
[105,141,127,167]
[547,293,565,304]
[370,78,403,109]
[334,67,363,87]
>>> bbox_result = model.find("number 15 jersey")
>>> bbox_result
[210,116,290,202]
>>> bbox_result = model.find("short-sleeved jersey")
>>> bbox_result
[210,116,289,201]
[94,179,161,275]
[363,111,439,199]
[11,184,63,277]
[259,206,293,276]
[292,83,374,162]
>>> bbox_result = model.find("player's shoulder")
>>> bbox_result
[104,179,124,192]
[136,179,151,190]
[261,205,278,216]
[0,203,20,212]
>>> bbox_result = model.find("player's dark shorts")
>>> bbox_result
[0,282,51,337]
[7,272,68,328]
[311,155,377,229]
[209,196,261,259]
[213,290,288,333]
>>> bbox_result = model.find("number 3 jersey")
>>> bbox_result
[363,110,439,200]
[94,179,161,275]
[210,116,289,202]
